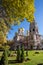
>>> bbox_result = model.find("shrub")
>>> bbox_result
[0,47,8,65]
[26,50,28,57]
[16,45,21,62]
[21,44,24,62]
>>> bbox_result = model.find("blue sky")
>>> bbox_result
[7,0,43,40]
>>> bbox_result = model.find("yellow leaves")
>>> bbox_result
[27,14,34,23]
[2,0,35,23]
[17,20,20,25]
[0,0,35,37]
[0,31,7,44]
[0,18,8,34]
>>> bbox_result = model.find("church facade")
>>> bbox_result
[10,20,43,50]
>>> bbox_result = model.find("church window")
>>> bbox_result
[33,29,35,31]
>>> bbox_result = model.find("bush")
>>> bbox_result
[16,45,21,62]
[0,47,8,65]
[16,44,25,62]
[21,44,24,62]
[7,50,10,57]
[26,50,28,57]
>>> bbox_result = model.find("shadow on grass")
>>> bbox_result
[9,58,30,64]
[35,52,39,54]
[0,60,22,65]
[37,63,43,65]
[8,60,22,64]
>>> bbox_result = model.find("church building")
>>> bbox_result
[10,19,43,50]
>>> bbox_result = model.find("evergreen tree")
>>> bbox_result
[21,44,24,62]
[26,50,28,57]
[16,45,21,62]
[0,47,8,65]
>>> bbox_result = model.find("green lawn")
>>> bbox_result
[0,50,43,65]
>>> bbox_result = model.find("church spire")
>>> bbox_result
[29,19,39,34]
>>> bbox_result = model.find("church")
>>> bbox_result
[10,19,43,50]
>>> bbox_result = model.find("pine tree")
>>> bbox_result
[16,45,21,62]
[0,47,8,65]
[21,44,24,62]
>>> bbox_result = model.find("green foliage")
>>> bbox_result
[0,47,8,65]
[7,49,10,57]
[16,45,21,62]
[0,51,43,65]
[26,50,28,57]
[16,44,25,62]
[21,44,24,62]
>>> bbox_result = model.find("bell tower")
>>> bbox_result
[29,19,40,49]
[29,19,39,34]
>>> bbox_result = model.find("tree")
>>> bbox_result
[0,47,8,65]
[0,31,7,45]
[0,0,35,36]
[16,45,21,62]
[26,31,29,57]
[21,44,24,62]
[26,50,28,57]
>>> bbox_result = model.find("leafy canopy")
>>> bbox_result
[0,31,7,44]
[0,0,35,39]
[2,0,35,22]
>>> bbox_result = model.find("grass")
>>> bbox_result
[0,50,43,65]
